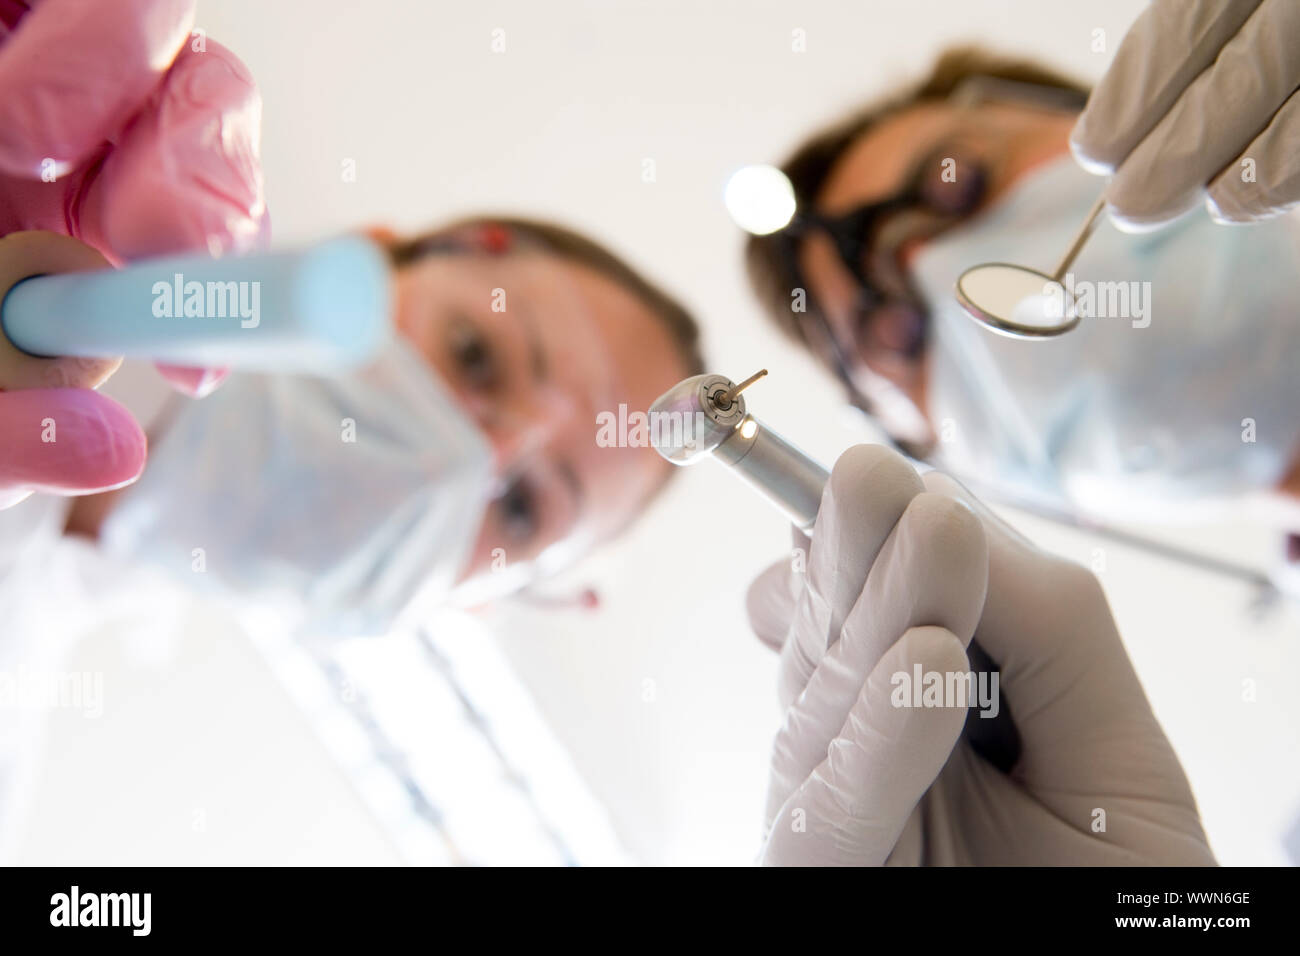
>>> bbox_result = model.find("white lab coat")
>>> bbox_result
[0,363,183,861]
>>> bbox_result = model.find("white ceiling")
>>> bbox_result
[22,0,1296,865]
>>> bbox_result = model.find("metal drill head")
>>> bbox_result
[647,373,747,464]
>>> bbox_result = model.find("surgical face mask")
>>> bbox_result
[100,340,494,635]
[911,155,1300,521]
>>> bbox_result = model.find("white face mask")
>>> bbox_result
[911,155,1300,520]
[100,340,494,635]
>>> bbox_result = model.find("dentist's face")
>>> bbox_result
[393,249,687,593]
[796,100,1076,422]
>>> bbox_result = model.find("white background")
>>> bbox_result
[15,0,1300,865]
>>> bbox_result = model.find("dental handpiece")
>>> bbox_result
[649,370,1020,770]
[648,371,828,531]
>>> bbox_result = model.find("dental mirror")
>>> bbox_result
[955,193,1106,338]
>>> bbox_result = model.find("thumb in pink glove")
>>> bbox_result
[0,0,269,507]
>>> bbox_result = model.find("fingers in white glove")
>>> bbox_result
[766,490,987,824]
[775,445,923,710]
[1072,0,1300,230]
[918,472,1202,820]
[920,473,1216,862]
[1103,0,1300,230]
[762,626,969,866]
[746,561,798,654]
[920,471,1121,751]
[1208,86,1300,222]
[745,526,809,654]
[1070,0,1260,175]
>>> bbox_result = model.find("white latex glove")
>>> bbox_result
[747,445,1215,865]
[1071,0,1300,228]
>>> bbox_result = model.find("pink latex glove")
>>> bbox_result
[0,0,269,509]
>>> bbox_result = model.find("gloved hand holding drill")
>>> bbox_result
[748,445,1216,866]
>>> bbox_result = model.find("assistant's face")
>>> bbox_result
[393,247,687,595]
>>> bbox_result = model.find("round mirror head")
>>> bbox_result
[954,262,1079,339]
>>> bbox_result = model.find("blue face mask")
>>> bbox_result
[912,155,1300,520]
[100,341,494,636]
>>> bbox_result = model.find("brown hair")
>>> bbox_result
[744,45,1090,343]
[391,215,706,378]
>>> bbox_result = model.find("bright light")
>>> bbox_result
[740,418,758,439]
[724,164,796,235]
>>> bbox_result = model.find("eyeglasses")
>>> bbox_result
[766,75,1088,450]
[777,145,989,378]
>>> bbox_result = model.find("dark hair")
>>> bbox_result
[744,45,1090,344]
[391,215,706,378]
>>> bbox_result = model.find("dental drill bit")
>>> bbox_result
[711,368,767,410]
